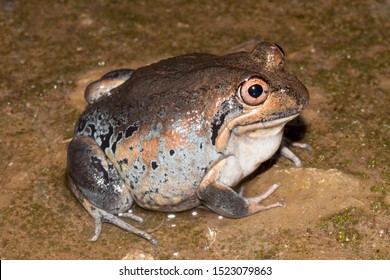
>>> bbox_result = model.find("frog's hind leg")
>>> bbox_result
[67,136,157,246]
[67,177,157,246]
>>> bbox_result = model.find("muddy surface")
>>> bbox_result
[0,0,389,259]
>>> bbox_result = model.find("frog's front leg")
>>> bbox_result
[67,136,157,246]
[197,157,283,218]
[280,141,311,167]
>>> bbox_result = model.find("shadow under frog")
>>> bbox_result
[67,41,309,246]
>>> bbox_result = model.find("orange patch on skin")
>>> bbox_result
[199,158,227,190]
[204,95,228,121]
[140,136,161,166]
[164,118,205,151]
[165,127,188,148]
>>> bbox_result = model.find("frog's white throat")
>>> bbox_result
[220,114,298,187]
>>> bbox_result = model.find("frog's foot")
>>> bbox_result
[89,207,158,247]
[68,177,158,247]
[247,183,284,207]
[198,182,284,218]
[280,141,311,167]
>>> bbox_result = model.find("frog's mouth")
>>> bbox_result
[236,113,299,134]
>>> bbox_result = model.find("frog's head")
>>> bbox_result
[210,41,309,151]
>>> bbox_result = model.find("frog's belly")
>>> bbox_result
[127,153,211,212]
[131,183,201,212]
[118,137,220,212]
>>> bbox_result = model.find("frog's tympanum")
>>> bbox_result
[67,42,309,246]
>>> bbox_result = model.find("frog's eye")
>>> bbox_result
[237,77,269,106]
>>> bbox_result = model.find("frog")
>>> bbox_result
[67,41,309,246]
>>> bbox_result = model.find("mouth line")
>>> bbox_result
[241,113,300,129]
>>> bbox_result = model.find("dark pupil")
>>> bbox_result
[248,84,263,98]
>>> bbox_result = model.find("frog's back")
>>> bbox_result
[74,53,248,211]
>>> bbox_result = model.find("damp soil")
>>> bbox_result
[0,0,389,260]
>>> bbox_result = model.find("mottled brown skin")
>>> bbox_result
[67,42,309,246]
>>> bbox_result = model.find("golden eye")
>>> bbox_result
[237,77,269,106]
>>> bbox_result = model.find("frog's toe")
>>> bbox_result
[88,206,158,247]
[86,205,157,246]
[251,183,281,202]
[249,183,285,209]
[90,216,103,242]
[291,142,312,150]
[118,212,144,224]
